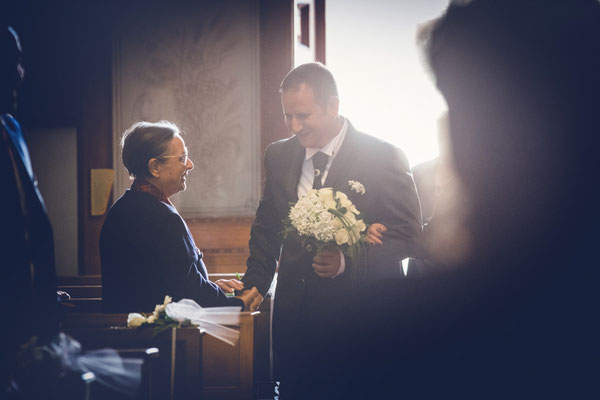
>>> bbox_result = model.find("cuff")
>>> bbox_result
[332,248,346,278]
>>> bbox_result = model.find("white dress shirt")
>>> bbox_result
[296,117,348,277]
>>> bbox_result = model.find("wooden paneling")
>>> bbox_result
[186,217,252,274]
[186,217,252,250]
[202,312,259,399]
[77,5,114,276]
[315,0,327,64]
[260,0,295,153]
[15,0,295,276]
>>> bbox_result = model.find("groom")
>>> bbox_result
[237,63,421,396]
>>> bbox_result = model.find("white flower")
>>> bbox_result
[145,315,156,324]
[344,212,357,225]
[355,220,367,233]
[154,303,166,315]
[288,187,366,249]
[334,228,350,245]
[127,313,147,328]
[348,180,366,195]
[332,217,344,229]
[336,191,353,209]
[319,188,337,210]
[289,189,338,242]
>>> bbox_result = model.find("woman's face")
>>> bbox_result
[154,135,194,198]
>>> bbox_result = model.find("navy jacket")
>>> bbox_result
[1,114,59,377]
[100,189,243,312]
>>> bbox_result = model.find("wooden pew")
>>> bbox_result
[58,274,273,398]
[63,311,264,400]
[64,322,203,400]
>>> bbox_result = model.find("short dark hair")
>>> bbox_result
[279,62,338,106]
[121,120,180,178]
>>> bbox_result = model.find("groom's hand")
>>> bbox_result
[237,287,263,311]
[313,248,342,278]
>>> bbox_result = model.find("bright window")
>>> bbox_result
[326,0,448,167]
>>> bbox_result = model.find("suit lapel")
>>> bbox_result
[2,114,34,181]
[1,114,46,210]
[283,138,306,202]
[324,122,359,190]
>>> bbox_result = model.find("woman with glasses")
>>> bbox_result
[100,120,257,312]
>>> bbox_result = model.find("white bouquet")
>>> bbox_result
[286,182,368,276]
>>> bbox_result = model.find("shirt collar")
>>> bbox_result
[305,117,348,161]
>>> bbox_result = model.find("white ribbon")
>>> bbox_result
[166,299,241,346]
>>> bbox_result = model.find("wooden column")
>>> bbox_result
[259,0,295,154]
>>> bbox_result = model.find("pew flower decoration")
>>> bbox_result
[126,295,242,346]
[286,185,367,276]
[127,295,188,334]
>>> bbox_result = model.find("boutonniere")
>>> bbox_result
[348,180,365,195]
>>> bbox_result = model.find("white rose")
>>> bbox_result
[334,228,350,245]
[319,188,334,200]
[344,212,357,225]
[127,313,147,328]
[145,315,156,324]
[332,217,344,229]
[335,191,348,202]
[355,220,366,232]
[338,196,352,209]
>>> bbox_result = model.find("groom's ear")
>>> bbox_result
[326,96,340,116]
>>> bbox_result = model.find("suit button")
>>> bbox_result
[301,278,305,284]
[305,244,313,252]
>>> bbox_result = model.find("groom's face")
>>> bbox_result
[281,83,339,149]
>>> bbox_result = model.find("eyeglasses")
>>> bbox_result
[157,153,189,165]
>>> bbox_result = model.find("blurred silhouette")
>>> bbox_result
[334,0,600,398]
[1,25,61,396]
[410,111,468,272]
[1,26,142,399]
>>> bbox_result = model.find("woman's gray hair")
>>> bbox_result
[121,120,180,178]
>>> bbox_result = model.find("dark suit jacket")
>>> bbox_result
[1,114,59,381]
[100,189,243,312]
[242,121,422,369]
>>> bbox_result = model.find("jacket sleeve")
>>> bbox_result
[163,212,244,309]
[366,144,423,278]
[242,144,284,296]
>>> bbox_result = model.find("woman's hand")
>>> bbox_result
[366,223,387,246]
[215,279,244,294]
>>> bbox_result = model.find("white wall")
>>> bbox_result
[28,127,79,277]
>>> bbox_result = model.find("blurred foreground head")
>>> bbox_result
[0,26,24,113]
[423,0,600,259]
